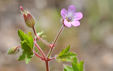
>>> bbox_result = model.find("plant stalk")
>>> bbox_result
[45,61,49,71]
[52,25,64,48]
[47,25,64,58]
[34,39,46,59]
[33,50,44,60]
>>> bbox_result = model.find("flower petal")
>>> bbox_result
[70,21,80,27]
[61,8,68,19]
[73,12,83,21]
[68,5,76,15]
[64,19,71,27]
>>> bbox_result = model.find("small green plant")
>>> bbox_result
[7,5,83,71]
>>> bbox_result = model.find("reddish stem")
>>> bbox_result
[52,25,64,48]
[48,57,55,61]
[32,26,60,71]
[34,39,46,59]
[45,61,49,71]
[33,50,44,60]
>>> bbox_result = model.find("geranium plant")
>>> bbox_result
[7,5,83,71]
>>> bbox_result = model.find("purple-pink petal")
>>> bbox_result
[64,19,71,27]
[73,12,83,21]
[70,21,80,27]
[68,5,76,15]
[61,8,68,19]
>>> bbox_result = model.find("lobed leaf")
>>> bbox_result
[64,65,73,71]
[63,58,84,71]
[64,68,67,71]
[18,30,33,49]
[72,62,79,71]
[59,46,84,71]
[77,61,84,71]
[18,40,33,64]
[56,45,76,62]
[18,30,34,64]
[59,45,70,56]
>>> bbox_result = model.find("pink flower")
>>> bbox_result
[61,5,83,27]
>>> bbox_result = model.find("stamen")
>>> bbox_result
[68,17,72,22]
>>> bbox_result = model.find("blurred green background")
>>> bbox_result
[0,0,113,71]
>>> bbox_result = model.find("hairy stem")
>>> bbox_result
[47,25,64,58]
[52,25,64,47]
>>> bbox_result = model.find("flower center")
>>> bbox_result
[66,17,72,22]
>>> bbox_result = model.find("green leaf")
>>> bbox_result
[57,46,84,71]
[64,65,73,71]
[58,52,76,58]
[18,51,25,60]
[72,57,79,71]
[56,45,76,62]
[18,30,34,64]
[73,57,84,71]
[63,60,84,71]
[59,45,70,56]
[64,68,67,71]
[73,57,78,64]
[18,30,33,49]
[18,40,33,64]
[72,62,79,71]
[28,31,32,36]
[77,61,84,71]
[57,52,76,62]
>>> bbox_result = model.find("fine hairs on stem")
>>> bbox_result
[47,25,64,58]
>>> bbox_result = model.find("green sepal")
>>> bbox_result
[7,46,19,54]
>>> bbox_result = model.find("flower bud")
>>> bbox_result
[7,46,19,54]
[20,6,35,28]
